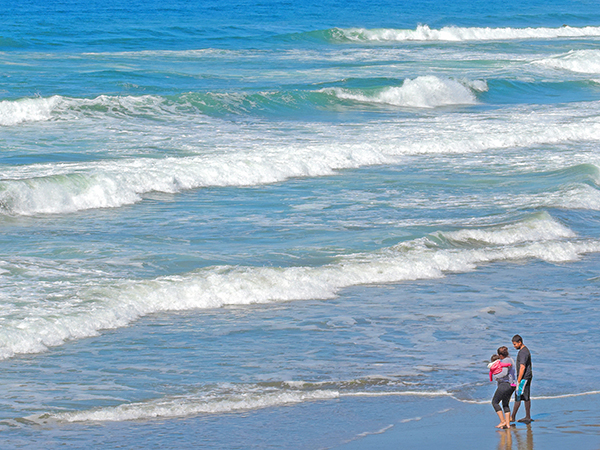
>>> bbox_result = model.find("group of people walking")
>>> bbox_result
[489,334,533,428]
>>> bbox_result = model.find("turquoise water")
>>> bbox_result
[2,1,600,448]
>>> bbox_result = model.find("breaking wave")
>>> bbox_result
[323,76,487,108]
[1,213,598,360]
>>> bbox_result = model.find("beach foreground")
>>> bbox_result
[3,392,598,449]
[334,394,600,450]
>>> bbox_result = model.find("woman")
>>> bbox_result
[491,346,516,428]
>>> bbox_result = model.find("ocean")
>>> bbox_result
[1,0,600,448]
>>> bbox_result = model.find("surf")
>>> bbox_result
[1,213,597,360]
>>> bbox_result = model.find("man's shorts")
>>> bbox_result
[520,378,532,402]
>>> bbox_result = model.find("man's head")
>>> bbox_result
[512,334,523,350]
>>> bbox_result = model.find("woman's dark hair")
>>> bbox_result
[497,346,509,358]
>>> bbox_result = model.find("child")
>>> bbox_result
[488,354,514,383]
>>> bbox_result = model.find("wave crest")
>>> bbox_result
[331,25,600,43]
[323,76,487,108]
[534,50,600,74]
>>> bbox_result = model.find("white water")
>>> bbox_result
[325,76,487,108]
[1,213,596,360]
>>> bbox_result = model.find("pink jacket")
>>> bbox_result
[488,360,512,381]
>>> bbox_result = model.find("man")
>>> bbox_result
[511,334,533,423]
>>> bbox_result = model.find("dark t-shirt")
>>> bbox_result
[516,345,532,380]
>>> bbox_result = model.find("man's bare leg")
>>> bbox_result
[511,400,521,422]
[517,400,532,423]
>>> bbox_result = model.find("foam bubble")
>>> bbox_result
[533,50,600,74]
[324,76,486,108]
[334,25,600,43]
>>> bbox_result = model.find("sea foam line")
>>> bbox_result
[453,390,600,405]
[31,390,341,423]
[26,388,600,424]
[332,24,600,42]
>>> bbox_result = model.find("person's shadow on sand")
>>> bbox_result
[497,424,533,450]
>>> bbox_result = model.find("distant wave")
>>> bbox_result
[533,49,600,74]
[0,79,485,126]
[1,213,599,360]
[326,25,600,43]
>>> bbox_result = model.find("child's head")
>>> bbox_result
[490,354,500,362]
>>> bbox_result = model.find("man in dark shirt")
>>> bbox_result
[511,334,533,423]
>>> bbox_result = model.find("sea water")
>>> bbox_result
[1,0,600,448]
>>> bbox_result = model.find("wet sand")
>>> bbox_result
[332,393,600,450]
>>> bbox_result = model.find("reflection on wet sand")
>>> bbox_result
[497,425,534,450]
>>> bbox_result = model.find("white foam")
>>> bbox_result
[0,96,61,126]
[1,215,597,360]
[335,25,600,42]
[325,76,486,108]
[454,390,600,405]
[343,390,452,398]
[21,381,600,424]
[3,99,600,216]
[0,94,171,126]
[533,50,600,74]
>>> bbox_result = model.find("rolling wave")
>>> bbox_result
[322,77,487,108]
[1,213,598,360]
[0,77,485,127]
[1,144,600,217]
